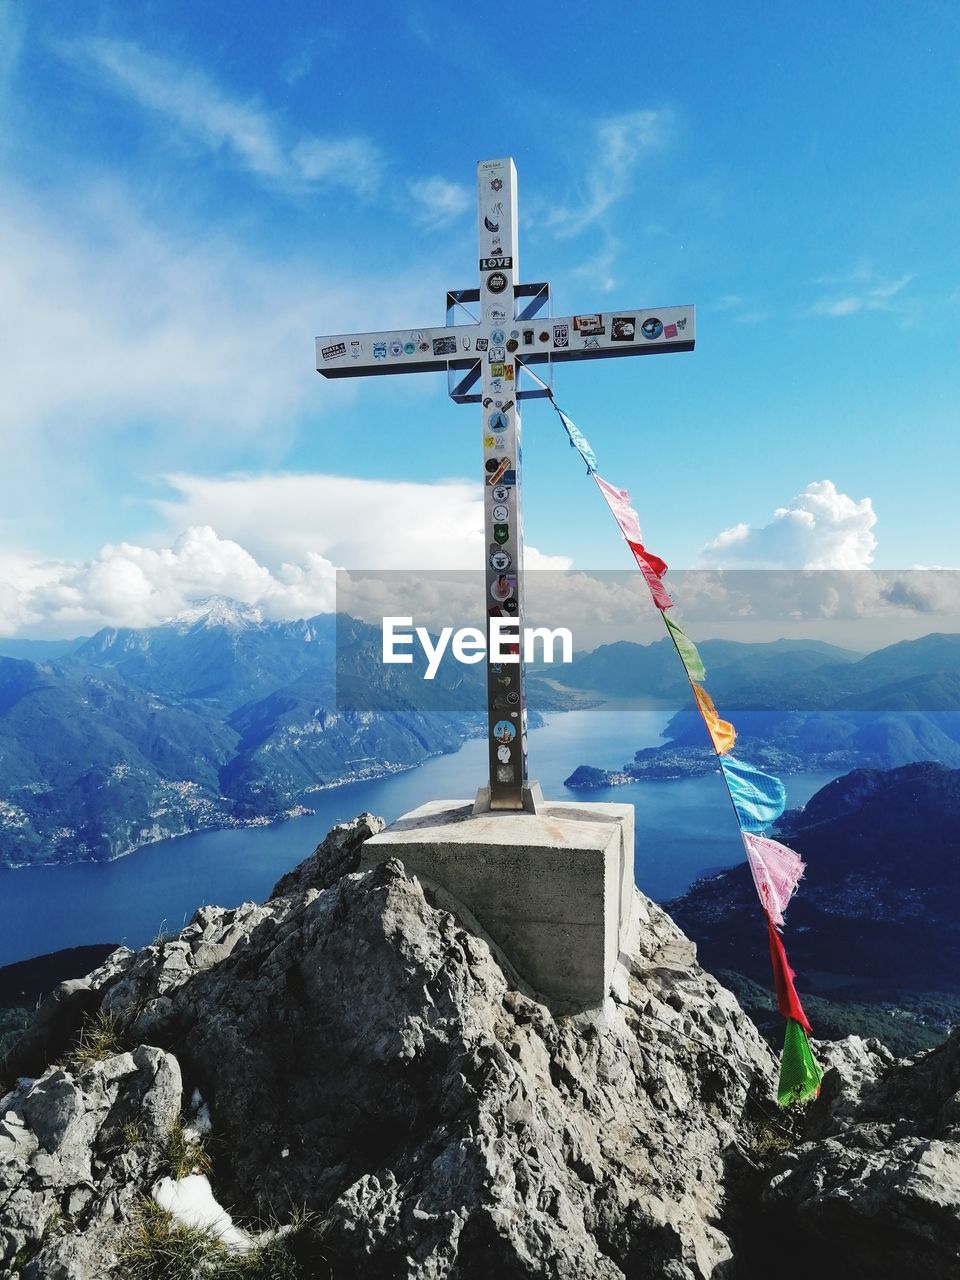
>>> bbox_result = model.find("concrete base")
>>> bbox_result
[362,800,635,1011]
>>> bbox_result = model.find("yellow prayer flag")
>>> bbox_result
[692,684,736,755]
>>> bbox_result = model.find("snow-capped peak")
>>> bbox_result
[164,597,264,632]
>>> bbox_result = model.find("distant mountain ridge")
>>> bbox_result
[0,599,594,867]
[563,632,960,784]
[0,602,487,866]
[669,761,960,1022]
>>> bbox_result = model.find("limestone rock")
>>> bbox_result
[759,1028,960,1280]
[0,1046,181,1278]
[1,809,957,1278]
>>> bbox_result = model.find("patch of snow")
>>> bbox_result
[183,1087,212,1139]
[153,1174,251,1251]
[164,596,264,631]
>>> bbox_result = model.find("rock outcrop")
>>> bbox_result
[1,811,958,1278]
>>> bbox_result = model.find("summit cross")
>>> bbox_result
[316,156,695,812]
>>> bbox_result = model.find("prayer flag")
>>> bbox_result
[692,684,736,755]
[628,541,673,610]
[594,475,643,543]
[720,757,786,832]
[777,1018,822,1107]
[664,615,706,682]
[557,409,598,473]
[766,914,812,1031]
[742,832,804,927]
[626,540,668,579]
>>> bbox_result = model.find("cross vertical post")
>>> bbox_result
[476,158,528,810]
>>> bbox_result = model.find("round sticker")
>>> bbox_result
[490,329,506,346]
[488,411,508,433]
[492,484,510,502]
[506,691,520,705]
[641,317,663,340]
[497,744,511,762]
[490,549,512,570]
[485,306,508,325]
[506,338,518,353]
[487,272,508,294]
[503,597,519,614]
[490,177,503,192]
[492,504,509,521]
[493,720,516,743]
[539,331,550,343]
[403,341,416,354]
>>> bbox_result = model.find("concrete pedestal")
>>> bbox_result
[362,800,635,1010]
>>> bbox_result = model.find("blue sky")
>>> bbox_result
[1,0,958,635]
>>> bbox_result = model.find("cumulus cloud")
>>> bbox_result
[60,37,383,196]
[408,177,472,227]
[154,471,572,574]
[0,527,336,637]
[700,481,878,570]
[0,470,572,637]
[545,109,673,238]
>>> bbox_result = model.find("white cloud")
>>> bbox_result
[545,109,673,238]
[700,481,878,570]
[811,269,914,319]
[0,527,337,637]
[155,471,571,573]
[408,177,472,228]
[60,37,383,196]
[0,470,572,636]
[0,179,447,459]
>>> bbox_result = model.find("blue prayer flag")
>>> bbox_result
[720,757,786,833]
[557,410,598,473]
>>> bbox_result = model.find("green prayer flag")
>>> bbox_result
[664,615,706,683]
[777,1018,822,1107]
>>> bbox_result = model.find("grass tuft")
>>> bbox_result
[117,1200,329,1279]
[67,1010,128,1068]
[163,1119,213,1179]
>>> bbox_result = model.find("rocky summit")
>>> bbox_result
[1,815,958,1279]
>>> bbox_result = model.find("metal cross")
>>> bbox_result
[316,156,695,812]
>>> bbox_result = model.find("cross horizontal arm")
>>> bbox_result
[522,306,695,364]
[316,323,484,378]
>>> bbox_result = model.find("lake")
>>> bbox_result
[0,709,838,967]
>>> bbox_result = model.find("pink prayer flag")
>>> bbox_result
[742,832,805,927]
[594,474,643,542]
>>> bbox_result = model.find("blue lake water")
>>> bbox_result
[0,710,838,967]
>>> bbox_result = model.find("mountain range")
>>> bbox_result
[669,760,960,1053]
[4,609,960,868]
[0,601,506,867]
[562,632,960,783]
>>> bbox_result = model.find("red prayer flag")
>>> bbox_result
[766,914,812,1032]
[627,540,673,610]
[627,539,668,578]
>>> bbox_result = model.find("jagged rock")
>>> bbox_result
[759,1028,960,1280]
[1,810,957,1278]
[269,810,385,898]
[0,1045,181,1278]
[24,814,774,1277]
